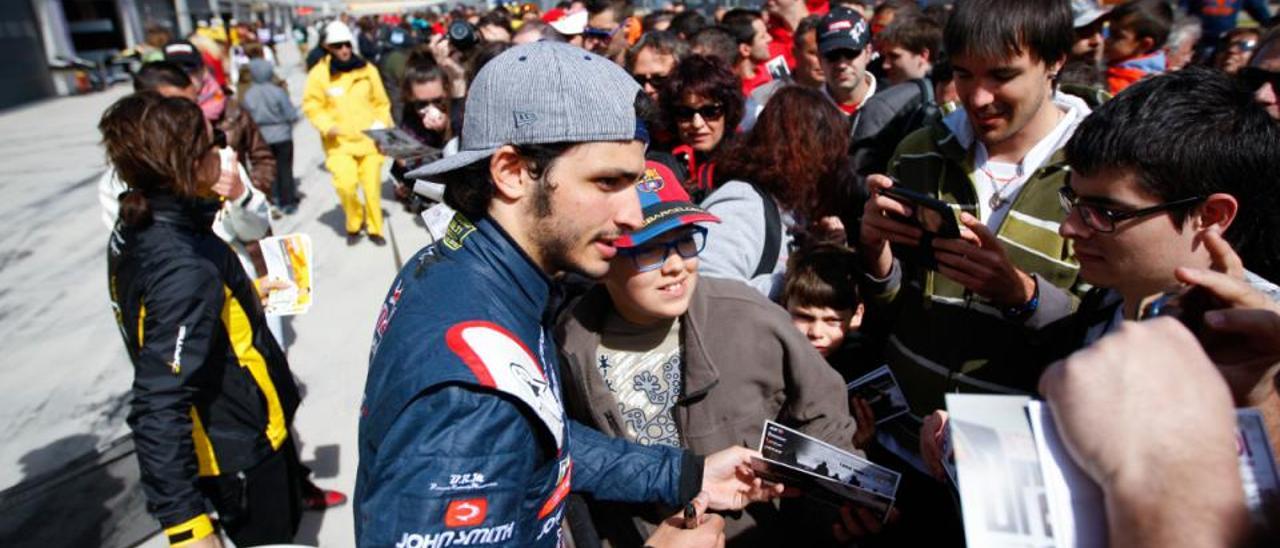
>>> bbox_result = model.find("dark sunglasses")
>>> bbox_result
[583,26,618,40]
[633,73,669,88]
[672,104,725,122]
[1229,39,1258,53]
[822,48,863,63]
[328,42,353,50]
[410,98,448,112]
[1238,66,1280,91]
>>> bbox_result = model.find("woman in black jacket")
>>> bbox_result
[102,92,311,547]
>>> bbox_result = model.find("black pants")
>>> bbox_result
[197,442,305,546]
[269,141,296,207]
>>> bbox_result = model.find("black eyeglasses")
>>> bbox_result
[1058,185,1205,233]
[633,73,669,89]
[619,226,708,272]
[671,104,725,122]
[1238,66,1280,91]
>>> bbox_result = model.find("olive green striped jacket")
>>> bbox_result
[864,120,1089,418]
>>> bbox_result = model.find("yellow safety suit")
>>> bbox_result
[302,55,392,237]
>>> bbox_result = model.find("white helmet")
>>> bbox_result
[323,21,355,46]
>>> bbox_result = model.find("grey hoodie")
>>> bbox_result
[240,59,297,144]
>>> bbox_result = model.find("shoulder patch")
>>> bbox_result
[442,214,476,251]
[445,321,564,449]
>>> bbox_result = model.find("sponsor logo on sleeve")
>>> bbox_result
[444,498,488,528]
[430,472,498,493]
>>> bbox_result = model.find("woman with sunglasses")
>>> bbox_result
[1214,27,1262,75]
[389,59,458,212]
[1241,27,1280,120]
[659,54,745,202]
[555,159,862,546]
[102,92,322,548]
[698,85,851,302]
[302,20,394,246]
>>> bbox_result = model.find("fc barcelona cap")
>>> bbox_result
[616,159,719,248]
[406,41,647,180]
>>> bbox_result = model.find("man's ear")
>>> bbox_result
[738,43,751,64]
[1046,56,1066,80]
[489,145,529,203]
[1138,36,1156,55]
[1198,193,1239,232]
[921,48,932,64]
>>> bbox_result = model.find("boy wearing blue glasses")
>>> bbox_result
[556,159,864,544]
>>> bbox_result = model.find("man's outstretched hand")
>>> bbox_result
[700,446,784,511]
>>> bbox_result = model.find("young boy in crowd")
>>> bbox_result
[781,243,871,379]
[1104,0,1173,94]
[556,159,863,545]
[781,243,881,455]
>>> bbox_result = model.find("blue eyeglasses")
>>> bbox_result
[618,226,708,272]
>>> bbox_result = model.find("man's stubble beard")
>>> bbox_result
[527,177,611,279]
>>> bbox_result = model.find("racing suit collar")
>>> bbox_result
[471,216,556,324]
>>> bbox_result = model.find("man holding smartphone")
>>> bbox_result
[856,0,1090,472]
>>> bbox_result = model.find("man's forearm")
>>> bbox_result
[1105,468,1250,548]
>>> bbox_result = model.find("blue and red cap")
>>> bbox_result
[616,159,720,248]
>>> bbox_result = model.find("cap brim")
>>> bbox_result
[1073,8,1110,28]
[405,146,499,180]
[619,211,720,248]
[818,41,864,56]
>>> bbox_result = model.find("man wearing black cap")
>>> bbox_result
[164,40,278,202]
[817,8,876,115]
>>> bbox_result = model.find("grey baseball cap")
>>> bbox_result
[406,41,645,180]
[1071,0,1110,28]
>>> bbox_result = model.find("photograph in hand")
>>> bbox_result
[846,365,912,425]
[751,421,900,520]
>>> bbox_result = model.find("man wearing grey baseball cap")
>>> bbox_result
[354,42,779,548]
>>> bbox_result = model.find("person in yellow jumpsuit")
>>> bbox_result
[302,21,393,245]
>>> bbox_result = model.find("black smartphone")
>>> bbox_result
[879,183,963,239]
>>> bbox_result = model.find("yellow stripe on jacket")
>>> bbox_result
[221,286,288,450]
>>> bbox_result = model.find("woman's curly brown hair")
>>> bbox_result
[716,85,850,215]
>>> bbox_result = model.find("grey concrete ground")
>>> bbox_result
[0,42,430,546]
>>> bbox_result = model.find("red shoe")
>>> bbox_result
[303,485,348,511]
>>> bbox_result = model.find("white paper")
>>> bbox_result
[1026,400,1107,548]
[420,202,456,244]
[947,394,1056,548]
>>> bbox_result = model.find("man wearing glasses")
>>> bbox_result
[1050,65,1280,343]
[585,0,633,57]
[556,159,860,545]
[302,21,393,246]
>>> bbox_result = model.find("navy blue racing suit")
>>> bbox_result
[356,214,703,547]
